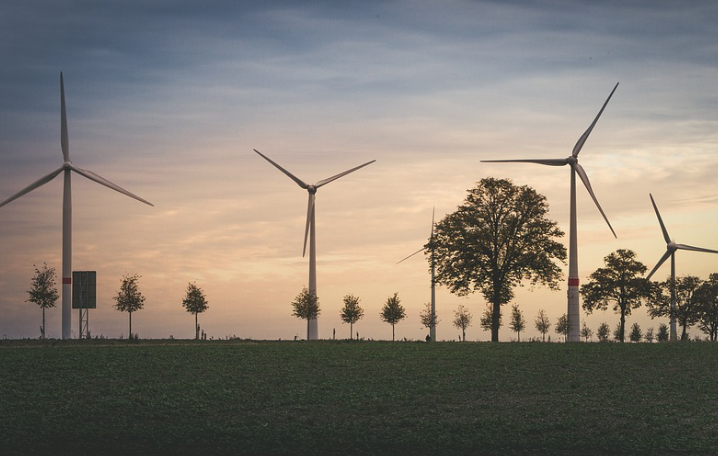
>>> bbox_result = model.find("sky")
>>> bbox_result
[1,0,717,341]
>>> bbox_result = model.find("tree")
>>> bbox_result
[453,305,472,342]
[339,294,364,340]
[555,314,569,342]
[534,309,551,342]
[380,292,406,341]
[419,302,440,339]
[580,249,651,343]
[656,323,669,342]
[291,287,320,340]
[113,274,145,339]
[629,322,642,343]
[26,263,59,339]
[509,304,526,342]
[182,282,209,340]
[647,275,702,341]
[581,321,593,342]
[644,327,655,343]
[695,274,718,341]
[596,322,610,342]
[429,178,566,342]
[480,305,500,334]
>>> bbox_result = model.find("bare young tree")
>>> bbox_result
[339,294,364,340]
[453,305,473,342]
[419,302,440,340]
[581,321,593,342]
[534,309,551,342]
[26,263,59,339]
[555,314,568,342]
[113,274,146,339]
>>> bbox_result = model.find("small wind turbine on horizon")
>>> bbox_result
[481,82,619,343]
[398,207,437,342]
[646,193,718,341]
[254,148,375,340]
[0,72,153,340]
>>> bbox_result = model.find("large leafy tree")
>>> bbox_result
[580,249,651,342]
[647,275,703,341]
[339,294,364,340]
[695,273,718,341]
[26,263,59,339]
[182,282,209,340]
[429,178,566,342]
[380,292,406,341]
[292,287,320,340]
[453,305,472,342]
[113,274,146,339]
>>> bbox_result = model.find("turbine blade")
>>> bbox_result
[397,247,424,264]
[649,194,671,244]
[646,249,672,281]
[71,164,154,206]
[572,82,619,157]
[481,158,569,166]
[60,72,69,162]
[676,244,718,255]
[315,159,376,188]
[0,166,64,208]
[431,206,435,238]
[303,193,315,257]
[574,163,616,238]
[254,149,309,189]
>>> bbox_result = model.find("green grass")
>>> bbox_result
[1,340,717,455]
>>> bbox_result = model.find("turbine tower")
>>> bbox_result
[481,83,619,342]
[0,73,153,339]
[398,207,437,342]
[646,193,718,341]
[254,149,375,340]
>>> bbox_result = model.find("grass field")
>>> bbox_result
[1,340,717,455]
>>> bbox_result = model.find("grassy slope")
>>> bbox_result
[1,340,717,455]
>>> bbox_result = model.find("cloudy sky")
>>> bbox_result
[1,0,717,341]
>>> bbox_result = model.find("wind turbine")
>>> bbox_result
[646,193,718,341]
[481,83,619,342]
[254,149,375,340]
[398,207,437,342]
[0,72,153,339]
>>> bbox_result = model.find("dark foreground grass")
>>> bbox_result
[1,340,717,456]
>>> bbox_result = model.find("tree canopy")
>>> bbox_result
[647,275,702,341]
[453,305,472,342]
[580,249,651,342]
[182,282,209,340]
[429,178,566,342]
[26,263,59,339]
[113,274,145,338]
[380,293,406,341]
[339,294,364,340]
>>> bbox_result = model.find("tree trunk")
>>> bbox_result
[41,308,46,340]
[129,311,133,339]
[462,328,466,342]
[619,309,626,343]
[195,313,199,340]
[392,323,395,341]
[491,300,501,343]
[350,322,353,340]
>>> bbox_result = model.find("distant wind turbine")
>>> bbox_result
[0,72,153,339]
[254,149,375,340]
[398,207,437,342]
[646,193,718,341]
[481,83,619,342]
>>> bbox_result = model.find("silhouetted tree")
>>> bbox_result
[656,323,669,342]
[509,304,525,341]
[647,275,702,341]
[596,322,610,342]
[380,292,406,341]
[113,274,145,339]
[695,273,718,341]
[581,321,593,342]
[480,305,501,334]
[26,263,59,339]
[581,249,651,342]
[555,314,568,342]
[419,302,440,338]
[453,305,472,341]
[182,282,209,340]
[429,178,566,342]
[629,322,642,343]
[644,327,655,343]
[534,309,551,342]
[339,294,364,340]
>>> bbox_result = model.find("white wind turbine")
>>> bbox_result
[482,83,619,342]
[398,207,437,342]
[254,149,375,340]
[0,72,153,339]
[646,193,718,341]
